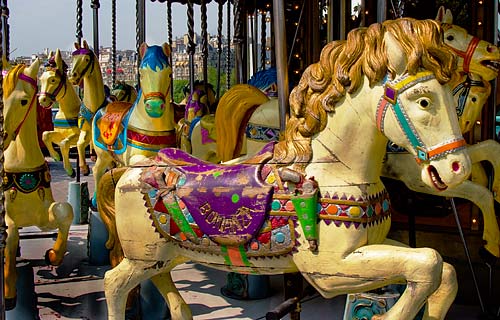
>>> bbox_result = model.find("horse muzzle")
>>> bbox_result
[145,99,165,118]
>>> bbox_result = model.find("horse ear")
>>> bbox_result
[26,58,41,79]
[436,6,453,24]
[74,41,80,50]
[139,43,148,59]
[162,43,171,57]
[55,49,63,70]
[83,40,89,49]
[384,31,407,76]
[48,51,55,60]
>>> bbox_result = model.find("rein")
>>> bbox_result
[376,71,466,164]
[13,73,39,140]
[452,75,485,117]
[442,25,480,74]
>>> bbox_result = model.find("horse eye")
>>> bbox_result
[21,99,28,106]
[418,98,430,109]
[51,79,56,83]
[471,97,477,102]
[446,35,454,41]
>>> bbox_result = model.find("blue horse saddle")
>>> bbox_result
[140,147,274,246]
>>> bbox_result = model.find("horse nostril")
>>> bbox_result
[487,45,496,53]
[452,161,460,172]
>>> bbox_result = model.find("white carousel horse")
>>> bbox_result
[103,18,472,320]
[2,61,74,310]
[92,42,176,207]
[68,40,108,176]
[381,7,500,258]
[38,49,82,177]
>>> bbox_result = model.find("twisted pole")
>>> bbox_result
[0,2,5,319]
[215,0,224,99]
[200,0,208,93]
[226,0,231,90]
[76,0,83,44]
[1,0,8,62]
[187,0,196,93]
[260,10,266,70]
[111,0,117,86]
[167,0,174,99]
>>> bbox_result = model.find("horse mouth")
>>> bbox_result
[428,165,448,191]
[481,60,500,73]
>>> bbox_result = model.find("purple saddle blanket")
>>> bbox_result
[149,145,275,245]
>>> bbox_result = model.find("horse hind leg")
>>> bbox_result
[45,202,74,266]
[425,262,458,320]
[105,258,173,320]
[151,271,193,320]
[4,222,20,309]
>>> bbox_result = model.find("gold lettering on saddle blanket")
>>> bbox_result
[199,202,253,234]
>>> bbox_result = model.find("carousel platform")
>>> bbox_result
[7,157,490,319]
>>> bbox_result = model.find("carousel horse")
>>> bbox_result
[68,40,107,176]
[92,42,176,206]
[381,7,500,258]
[103,18,472,320]
[38,49,82,177]
[180,69,277,163]
[109,81,138,103]
[2,61,74,310]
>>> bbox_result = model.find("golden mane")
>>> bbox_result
[272,18,457,171]
[3,64,26,100]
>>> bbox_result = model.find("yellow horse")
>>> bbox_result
[110,81,138,103]
[103,18,471,320]
[68,40,107,176]
[38,49,82,177]
[92,43,176,207]
[3,61,74,310]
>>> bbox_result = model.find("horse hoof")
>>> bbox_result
[479,246,498,266]
[44,249,63,266]
[81,165,90,176]
[69,168,76,178]
[5,296,17,310]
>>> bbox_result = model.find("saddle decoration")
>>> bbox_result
[200,114,216,144]
[4,163,51,194]
[93,101,134,154]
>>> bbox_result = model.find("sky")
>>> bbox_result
[9,0,222,58]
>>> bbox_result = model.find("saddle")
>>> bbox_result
[140,146,276,246]
[97,101,134,145]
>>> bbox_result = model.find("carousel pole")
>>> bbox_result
[200,0,209,91]
[260,9,266,71]
[233,0,246,84]
[0,2,5,319]
[272,0,289,132]
[226,0,231,90]
[111,0,117,86]
[136,0,146,85]
[215,0,224,99]
[91,0,100,57]
[187,0,196,94]
[167,0,174,100]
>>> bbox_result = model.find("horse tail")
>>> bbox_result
[215,84,269,162]
[97,166,129,267]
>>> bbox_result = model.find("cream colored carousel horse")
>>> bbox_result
[68,40,107,176]
[38,49,82,177]
[2,61,74,310]
[103,18,472,320]
[92,43,176,206]
[381,7,500,258]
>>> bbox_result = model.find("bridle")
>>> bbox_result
[442,24,480,74]
[71,48,96,81]
[38,66,67,107]
[376,71,466,164]
[452,74,485,117]
[12,72,39,140]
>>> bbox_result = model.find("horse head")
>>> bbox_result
[3,59,40,148]
[69,40,97,86]
[183,81,216,122]
[110,81,138,103]
[138,42,172,118]
[39,49,68,108]
[436,6,500,81]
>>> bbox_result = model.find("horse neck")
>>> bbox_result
[306,84,387,197]
[5,104,45,170]
[57,80,81,118]
[83,64,105,112]
[128,93,176,132]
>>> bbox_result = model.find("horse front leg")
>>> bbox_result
[45,201,74,266]
[467,140,500,202]
[297,245,448,320]
[42,130,63,162]
[77,129,91,176]
[4,219,19,309]
[60,133,80,178]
